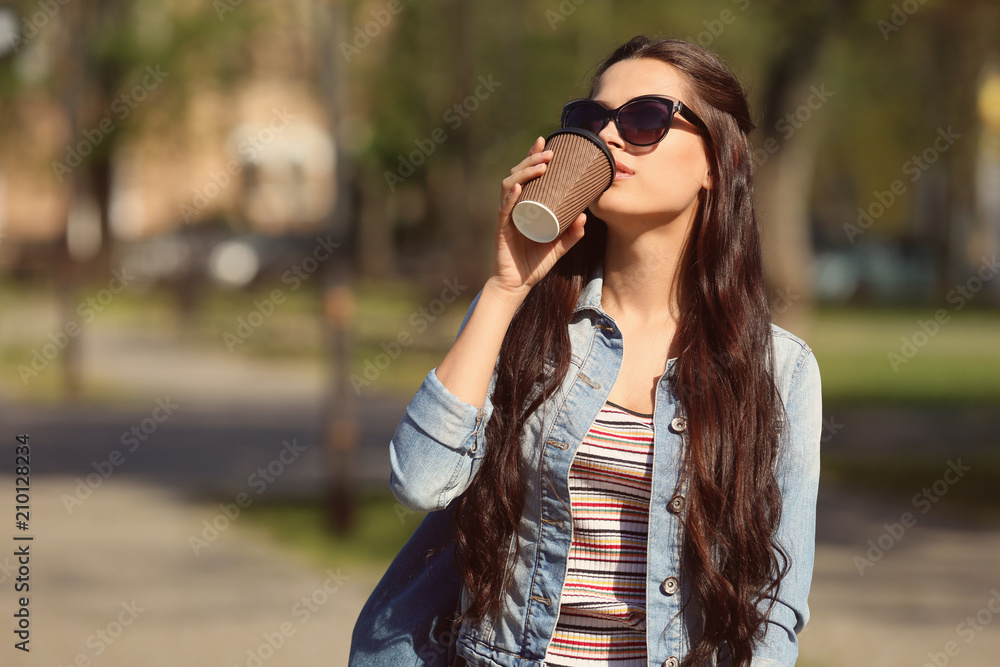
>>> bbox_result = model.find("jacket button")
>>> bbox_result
[670,416,687,433]
[660,576,679,595]
[663,657,679,667]
[667,494,685,514]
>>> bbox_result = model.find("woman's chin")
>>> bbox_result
[592,209,694,233]
[591,194,658,221]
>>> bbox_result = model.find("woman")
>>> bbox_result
[351,35,822,667]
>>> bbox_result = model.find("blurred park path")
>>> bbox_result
[0,474,384,667]
[35,324,327,411]
[802,481,1000,667]
[1,324,999,666]
[0,323,408,496]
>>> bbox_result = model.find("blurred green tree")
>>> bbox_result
[0,0,261,395]
[341,0,999,321]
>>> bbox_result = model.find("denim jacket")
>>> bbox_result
[383,260,823,667]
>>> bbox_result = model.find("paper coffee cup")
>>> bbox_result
[511,128,616,243]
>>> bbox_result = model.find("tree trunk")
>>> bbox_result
[315,0,358,535]
[752,15,841,338]
[755,83,828,338]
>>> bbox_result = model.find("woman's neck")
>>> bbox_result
[600,220,687,328]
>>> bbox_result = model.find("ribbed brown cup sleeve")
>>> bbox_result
[515,132,613,235]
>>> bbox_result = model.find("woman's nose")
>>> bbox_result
[597,118,625,149]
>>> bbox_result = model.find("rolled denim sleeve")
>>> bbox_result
[751,346,823,666]
[389,288,498,512]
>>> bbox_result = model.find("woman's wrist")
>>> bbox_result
[482,276,531,310]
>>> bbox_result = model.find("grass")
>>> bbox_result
[0,276,470,401]
[806,304,1000,406]
[3,275,998,405]
[233,489,428,574]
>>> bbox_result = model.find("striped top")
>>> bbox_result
[545,400,654,666]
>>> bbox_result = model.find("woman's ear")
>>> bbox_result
[702,167,713,190]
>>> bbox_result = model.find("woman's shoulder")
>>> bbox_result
[767,321,821,390]
[767,321,812,355]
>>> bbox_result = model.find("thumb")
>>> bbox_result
[552,213,587,256]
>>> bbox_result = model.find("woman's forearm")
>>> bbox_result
[435,279,527,409]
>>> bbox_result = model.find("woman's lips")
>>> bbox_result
[614,160,634,180]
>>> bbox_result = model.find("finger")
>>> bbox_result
[500,169,527,198]
[498,181,522,216]
[553,213,587,252]
[510,149,553,176]
[526,136,545,158]
[503,162,549,206]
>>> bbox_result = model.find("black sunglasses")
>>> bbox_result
[560,95,708,146]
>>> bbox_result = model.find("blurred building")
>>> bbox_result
[0,0,336,272]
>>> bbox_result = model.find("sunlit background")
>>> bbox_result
[1,1,999,665]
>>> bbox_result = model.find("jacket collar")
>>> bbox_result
[572,256,682,371]
[571,257,608,317]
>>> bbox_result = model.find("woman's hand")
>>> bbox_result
[488,136,588,299]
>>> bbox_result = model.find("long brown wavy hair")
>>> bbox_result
[451,36,789,667]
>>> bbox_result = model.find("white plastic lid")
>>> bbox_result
[511,200,560,243]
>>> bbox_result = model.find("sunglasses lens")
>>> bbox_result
[563,102,608,135]
[619,99,673,145]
